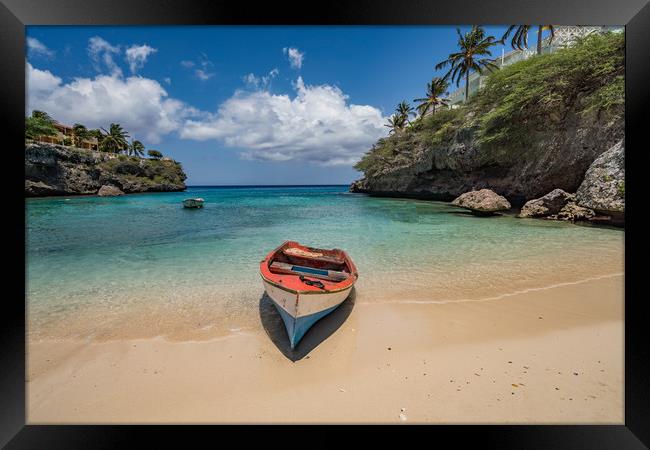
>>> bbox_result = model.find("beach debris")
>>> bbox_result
[338,387,346,393]
[387,347,392,351]
[399,408,407,421]
[573,372,579,376]
[474,373,481,377]
[508,361,512,364]
[555,387,560,390]
[511,384,519,387]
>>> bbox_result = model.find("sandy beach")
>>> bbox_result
[27,272,623,424]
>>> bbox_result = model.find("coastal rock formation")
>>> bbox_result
[25,143,187,197]
[552,202,595,221]
[350,32,625,227]
[518,189,575,218]
[451,189,511,215]
[97,185,125,196]
[350,112,623,206]
[575,139,625,223]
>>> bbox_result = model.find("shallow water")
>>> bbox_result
[26,186,624,341]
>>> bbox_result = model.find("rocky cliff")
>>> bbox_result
[25,143,187,197]
[351,32,625,219]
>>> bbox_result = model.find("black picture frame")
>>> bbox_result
[2,0,648,447]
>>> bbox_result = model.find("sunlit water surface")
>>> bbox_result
[26,186,624,341]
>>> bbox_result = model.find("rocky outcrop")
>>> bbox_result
[552,202,595,221]
[25,143,187,197]
[350,111,623,207]
[518,189,574,218]
[97,185,124,196]
[451,189,511,215]
[575,139,625,224]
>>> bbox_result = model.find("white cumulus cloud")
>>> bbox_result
[27,37,55,58]
[180,76,387,166]
[283,47,304,69]
[125,44,157,73]
[88,36,122,76]
[26,62,197,143]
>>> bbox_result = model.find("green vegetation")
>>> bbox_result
[147,149,163,159]
[618,181,625,198]
[99,156,185,187]
[25,112,160,159]
[99,123,130,153]
[128,140,145,157]
[414,77,450,117]
[25,110,58,140]
[356,32,624,177]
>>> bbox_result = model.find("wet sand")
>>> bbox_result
[27,273,623,424]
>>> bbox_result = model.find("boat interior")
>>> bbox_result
[268,243,352,283]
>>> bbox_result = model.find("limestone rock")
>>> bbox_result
[97,185,124,196]
[552,202,595,221]
[576,139,624,217]
[518,189,575,218]
[25,143,187,197]
[451,189,511,215]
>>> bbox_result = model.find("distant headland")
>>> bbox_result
[24,113,186,197]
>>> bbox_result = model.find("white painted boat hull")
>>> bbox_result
[262,278,353,349]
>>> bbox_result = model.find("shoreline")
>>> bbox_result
[28,272,624,424]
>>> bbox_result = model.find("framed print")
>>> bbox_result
[1,0,648,447]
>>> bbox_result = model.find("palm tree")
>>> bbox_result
[128,139,145,157]
[396,101,414,124]
[435,26,499,102]
[72,123,90,148]
[99,123,130,153]
[385,113,407,134]
[501,25,555,55]
[414,77,450,117]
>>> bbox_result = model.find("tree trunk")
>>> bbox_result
[537,25,543,55]
[465,72,469,102]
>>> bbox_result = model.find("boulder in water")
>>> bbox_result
[451,189,511,216]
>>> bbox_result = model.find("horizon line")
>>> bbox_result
[186,184,350,187]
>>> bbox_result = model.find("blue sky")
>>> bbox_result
[26,25,518,185]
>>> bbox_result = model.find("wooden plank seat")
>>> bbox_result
[270,261,349,282]
[282,247,345,265]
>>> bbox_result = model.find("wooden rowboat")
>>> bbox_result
[260,241,358,349]
[182,198,204,208]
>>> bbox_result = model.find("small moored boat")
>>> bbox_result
[260,241,358,349]
[182,198,204,208]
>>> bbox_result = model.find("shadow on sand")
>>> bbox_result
[258,288,356,362]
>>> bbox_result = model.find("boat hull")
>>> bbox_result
[182,199,204,208]
[262,278,353,349]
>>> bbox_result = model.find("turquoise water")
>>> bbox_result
[26,186,624,341]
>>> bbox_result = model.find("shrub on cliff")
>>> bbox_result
[99,157,186,186]
[148,150,163,159]
[470,31,624,149]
